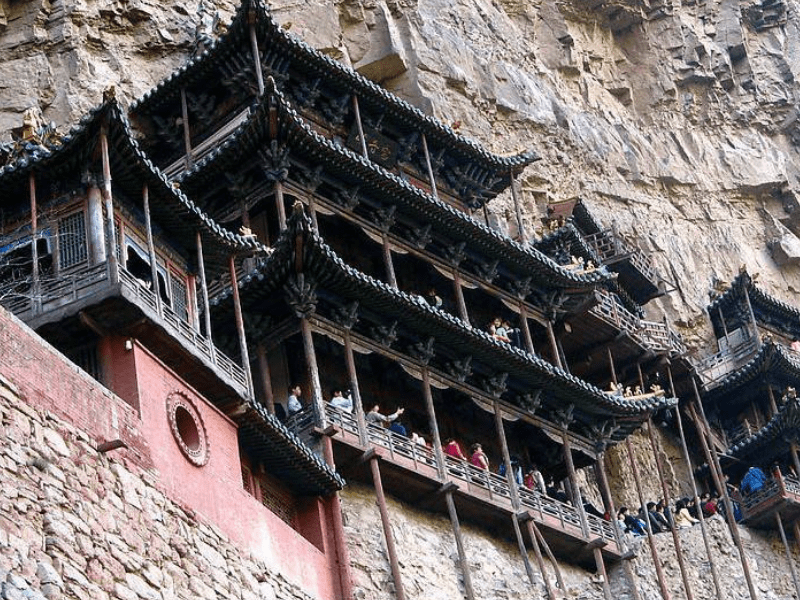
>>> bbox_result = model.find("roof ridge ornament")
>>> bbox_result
[3,106,61,166]
[284,273,317,318]
[194,0,225,55]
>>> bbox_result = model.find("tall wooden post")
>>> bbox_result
[180,87,193,170]
[382,234,397,288]
[742,285,760,346]
[443,489,475,600]
[519,302,535,354]
[790,441,800,478]
[143,184,161,312]
[421,367,446,478]
[421,133,438,199]
[28,172,39,314]
[256,344,275,414]
[275,180,287,231]
[369,456,406,600]
[510,170,526,243]
[229,256,253,397]
[453,270,470,325]
[196,232,214,354]
[691,377,759,600]
[546,320,562,369]
[300,317,325,427]
[100,125,118,284]
[767,385,779,417]
[352,96,369,158]
[249,22,265,95]
[776,512,800,599]
[343,329,368,445]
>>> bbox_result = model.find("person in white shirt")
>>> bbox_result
[287,384,303,415]
[329,388,353,412]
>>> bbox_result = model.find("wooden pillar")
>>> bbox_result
[625,436,671,600]
[369,456,406,600]
[143,184,162,312]
[421,133,438,199]
[180,87,193,170]
[776,512,800,599]
[256,344,274,414]
[646,417,694,600]
[519,302,535,355]
[742,286,760,346]
[249,22,265,95]
[28,172,39,314]
[444,489,476,600]
[320,436,355,600]
[767,385,779,417]
[343,330,368,445]
[511,515,538,590]
[790,441,800,478]
[607,347,618,386]
[100,126,118,284]
[382,234,397,288]
[421,367,446,478]
[717,306,729,339]
[352,95,369,158]
[453,270,470,325]
[510,170,526,243]
[87,183,106,265]
[196,232,214,350]
[275,180,287,232]
[522,518,557,600]
[546,320,562,369]
[300,317,325,426]
[691,377,759,600]
[229,256,253,397]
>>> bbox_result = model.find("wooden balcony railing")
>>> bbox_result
[695,334,760,388]
[294,403,621,553]
[582,229,659,284]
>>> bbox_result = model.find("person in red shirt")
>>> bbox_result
[470,443,489,471]
[443,438,466,460]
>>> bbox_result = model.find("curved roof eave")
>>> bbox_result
[213,207,676,431]
[704,341,800,399]
[129,0,538,175]
[183,83,614,291]
[729,394,800,461]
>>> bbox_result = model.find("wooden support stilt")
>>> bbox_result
[382,233,397,288]
[352,96,369,158]
[767,385,778,417]
[521,517,557,600]
[625,436,671,600]
[776,512,800,599]
[143,185,162,313]
[691,377,759,600]
[790,441,800,478]
[742,287,761,348]
[100,126,118,285]
[519,302,535,355]
[510,170,526,243]
[369,456,407,600]
[28,172,39,314]
[321,436,355,600]
[180,88,193,170]
[256,344,274,414]
[249,22,265,95]
[196,231,214,354]
[421,367,446,478]
[530,520,566,593]
[546,320,562,369]
[300,317,325,427]
[453,270,470,325]
[229,256,253,397]
[275,180,287,232]
[511,514,539,589]
[343,329,368,445]
[668,367,723,600]
[444,489,475,600]
[421,133,438,200]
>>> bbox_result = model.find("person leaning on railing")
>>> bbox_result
[444,438,467,460]
[366,404,404,426]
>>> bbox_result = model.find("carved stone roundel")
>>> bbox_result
[167,392,210,467]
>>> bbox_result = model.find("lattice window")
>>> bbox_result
[58,212,88,270]
[256,474,297,527]
[67,344,101,382]
[241,465,254,495]
[170,273,188,322]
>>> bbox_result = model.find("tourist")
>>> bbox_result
[702,494,718,518]
[287,384,303,415]
[389,420,408,437]
[619,506,646,536]
[524,465,547,494]
[470,443,490,471]
[444,438,466,460]
[639,504,662,533]
[329,388,353,411]
[489,317,511,343]
[673,499,699,528]
[648,501,670,532]
[740,465,767,495]
[411,432,427,447]
[366,404,404,426]
[425,288,443,309]
[656,500,673,529]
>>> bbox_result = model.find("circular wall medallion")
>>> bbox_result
[166,392,209,467]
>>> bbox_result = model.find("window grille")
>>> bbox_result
[67,344,101,382]
[257,476,297,527]
[58,212,88,269]
[170,273,188,322]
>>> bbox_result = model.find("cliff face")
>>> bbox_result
[3,0,800,351]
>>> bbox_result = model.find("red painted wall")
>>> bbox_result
[0,310,339,600]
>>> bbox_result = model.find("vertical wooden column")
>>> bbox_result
[343,329,368,445]
[646,417,694,600]
[352,95,369,158]
[625,436,671,600]
[369,456,406,600]
[421,367,446,478]
[691,377,758,600]
[453,270,470,325]
[256,344,274,414]
[143,184,162,312]
[518,302,535,354]
[28,172,39,314]
[421,133,438,199]
[742,286,760,346]
[510,170,526,243]
[229,256,253,397]
[87,183,106,264]
[767,385,778,417]
[443,489,475,600]
[180,87,193,170]
[249,22,265,95]
[196,232,214,355]
[546,320,562,369]
[790,441,800,478]
[776,512,800,599]
[300,317,325,427]
[382,234,397,288]
[100,126,118,284]
[275,181,287,232]
[521,518,557,600]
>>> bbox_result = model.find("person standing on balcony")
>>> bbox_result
[470,443,490,471]
[287,384,303,415]
[444,438,466,460]
[524,465,547,494]
[366,404,404,426]
[329,388,353,411]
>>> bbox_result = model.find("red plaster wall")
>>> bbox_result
[0,310,338,600]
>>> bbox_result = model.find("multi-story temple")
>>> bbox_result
[3,0,767,598]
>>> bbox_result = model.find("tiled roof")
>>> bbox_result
[728,391,800,463]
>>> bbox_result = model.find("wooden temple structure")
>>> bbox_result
[4,0,779,598]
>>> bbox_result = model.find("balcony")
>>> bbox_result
[289,404,623,565]
[738,473,800,528]
[1,260,250,402]
[582,230,661,304]
[695,335,760,389]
